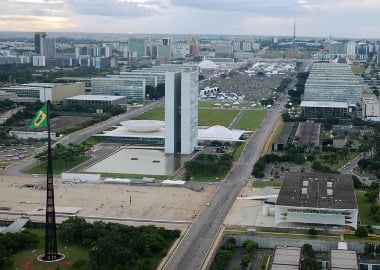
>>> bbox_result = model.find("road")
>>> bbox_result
[163,93,286,269]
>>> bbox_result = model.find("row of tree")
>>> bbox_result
[184,153,233,179]
[58,217,180,270]
[35,143,91,164]
[212,237,259,270]
[0,230,39,268]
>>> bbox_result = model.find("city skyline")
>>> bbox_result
[0,0,379,39]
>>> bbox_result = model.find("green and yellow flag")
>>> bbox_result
[30,103,48,129]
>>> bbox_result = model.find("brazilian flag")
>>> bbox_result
[30,104,48,129]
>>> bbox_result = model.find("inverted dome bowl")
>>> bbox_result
[120,120,165,132]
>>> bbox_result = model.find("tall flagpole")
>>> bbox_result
[43,99,59,261]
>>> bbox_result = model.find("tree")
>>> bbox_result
[308,228,318,237]
[240,253,252,269]
[355,226,368,238]
[365,191,378,203]
[352,175,363,189]
[301,244,320,270]
[242,239,258,254]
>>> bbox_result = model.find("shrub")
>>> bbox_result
[355,226,368,238]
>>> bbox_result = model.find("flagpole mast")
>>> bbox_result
[43,99,59,261]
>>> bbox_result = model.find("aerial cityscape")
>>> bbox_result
[0,1,380,270]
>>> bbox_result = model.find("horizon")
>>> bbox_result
[1,30,379,42]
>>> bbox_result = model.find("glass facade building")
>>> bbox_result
[91,78,146,101]
[304,63,363,106]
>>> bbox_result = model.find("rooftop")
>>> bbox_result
[276,172,357,209]
[300,101,349,108]
[271,246,301,270]
[330,249,358,270]
[294,122,322,146]
[65,95,127,101]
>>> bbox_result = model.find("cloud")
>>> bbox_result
[169,0,310,16]
[64,0,162,17]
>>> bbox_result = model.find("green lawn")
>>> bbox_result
[82,136,105,146]
[8,228,90,270]
[344,233,380,241]
[303,151,360,172]
[24,156,90,175]
[198,100,252,109]
[235,110,267,130]
[198,108,239,126]
[356,191,378,226]
[351,65,365,75]
[130,106,239,127]
[260,254,270,270]
[233,143,246,161]
[132,107,165,120]
[252,181,281,188]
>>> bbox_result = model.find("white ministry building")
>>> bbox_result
[165,71,198,154]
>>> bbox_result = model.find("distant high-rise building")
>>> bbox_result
[212,44,233,58]
[346,41,357,59]
[357,42,369,60]
[32,55,46,67]
[128,38,146,59]
[34,32,47,54]
[232,41,241,52]
[165,71,198,154]
[242,41,252,52]
[41,38,56,59]
[328,41,345,55]
[162,38,172,46]
[157,45,172,61]
[172,44,190,59]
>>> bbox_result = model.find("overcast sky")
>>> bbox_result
[0,0,379,39]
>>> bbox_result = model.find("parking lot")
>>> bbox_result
[0,145,35,165]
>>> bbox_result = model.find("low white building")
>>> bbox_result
[275,172,358,229]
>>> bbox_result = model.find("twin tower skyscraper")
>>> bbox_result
[165,71,198,155]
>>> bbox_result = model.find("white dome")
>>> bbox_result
[204,125,233,139]
[198,60,217,69]
[120,120,164,132]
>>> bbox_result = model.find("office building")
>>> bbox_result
[165,71,198,154]
[34,32,47,54]
[91,78,146,101]
[162,38,172,46]
[0,82,84,103]
[328,41,345,55]
[304,63,363,106]
[157,45,172,61]
[41,38,56,59]
[32,55,46,67]
[172,44,190,59]
[300,101,350,119]
[275,172,358,229]
[361,93,380,119]
[212,44,233,58]
[241,41,252,52]
[346,41,357,59]
[64,95,127,109]
[128,38,146,58]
